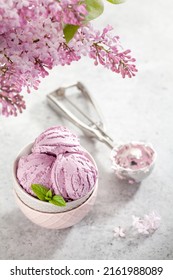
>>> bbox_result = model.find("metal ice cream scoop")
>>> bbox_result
[47,82,156,183]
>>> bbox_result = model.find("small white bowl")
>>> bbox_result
[13,143,98,213]
[111,141,156,183]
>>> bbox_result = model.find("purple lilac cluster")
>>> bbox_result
[0,0,137,117]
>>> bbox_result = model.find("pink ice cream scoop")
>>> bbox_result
[51,153,98,200]
[17,153,55,196]
[32,126,81,156]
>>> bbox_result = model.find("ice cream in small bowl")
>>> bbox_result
[111,142,156,183]
[13,126,98,229]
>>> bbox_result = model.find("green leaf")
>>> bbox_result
[85,0,104,21]
[63,24,79,43]
[46,189,53,199]
[31,184,49,201]
[106,0,125,4]
[49,195,66,207]
[45,196,51,201]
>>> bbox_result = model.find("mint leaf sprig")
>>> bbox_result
[31,184,66,207]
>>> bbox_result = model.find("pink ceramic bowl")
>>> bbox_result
[14,183,98,229]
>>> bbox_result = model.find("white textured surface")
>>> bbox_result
[0,0,173,259]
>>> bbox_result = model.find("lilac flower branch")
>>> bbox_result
[0,0,137,117]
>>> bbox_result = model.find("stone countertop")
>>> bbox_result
[0,0,173,260]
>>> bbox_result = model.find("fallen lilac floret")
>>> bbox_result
[132,211,161,235]
[113,226,126,238]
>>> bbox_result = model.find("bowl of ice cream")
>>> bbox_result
[13,126,98,228]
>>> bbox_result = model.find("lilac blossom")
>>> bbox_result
[113,226,126,238]
[132,212,161,235]
[0,0,137,117]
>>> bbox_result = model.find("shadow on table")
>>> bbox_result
[0,209,71,260]
[109,172,140,202]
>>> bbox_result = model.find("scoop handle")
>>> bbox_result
[47,89,114,149]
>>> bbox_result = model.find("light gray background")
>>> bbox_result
[0,0,173,259]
